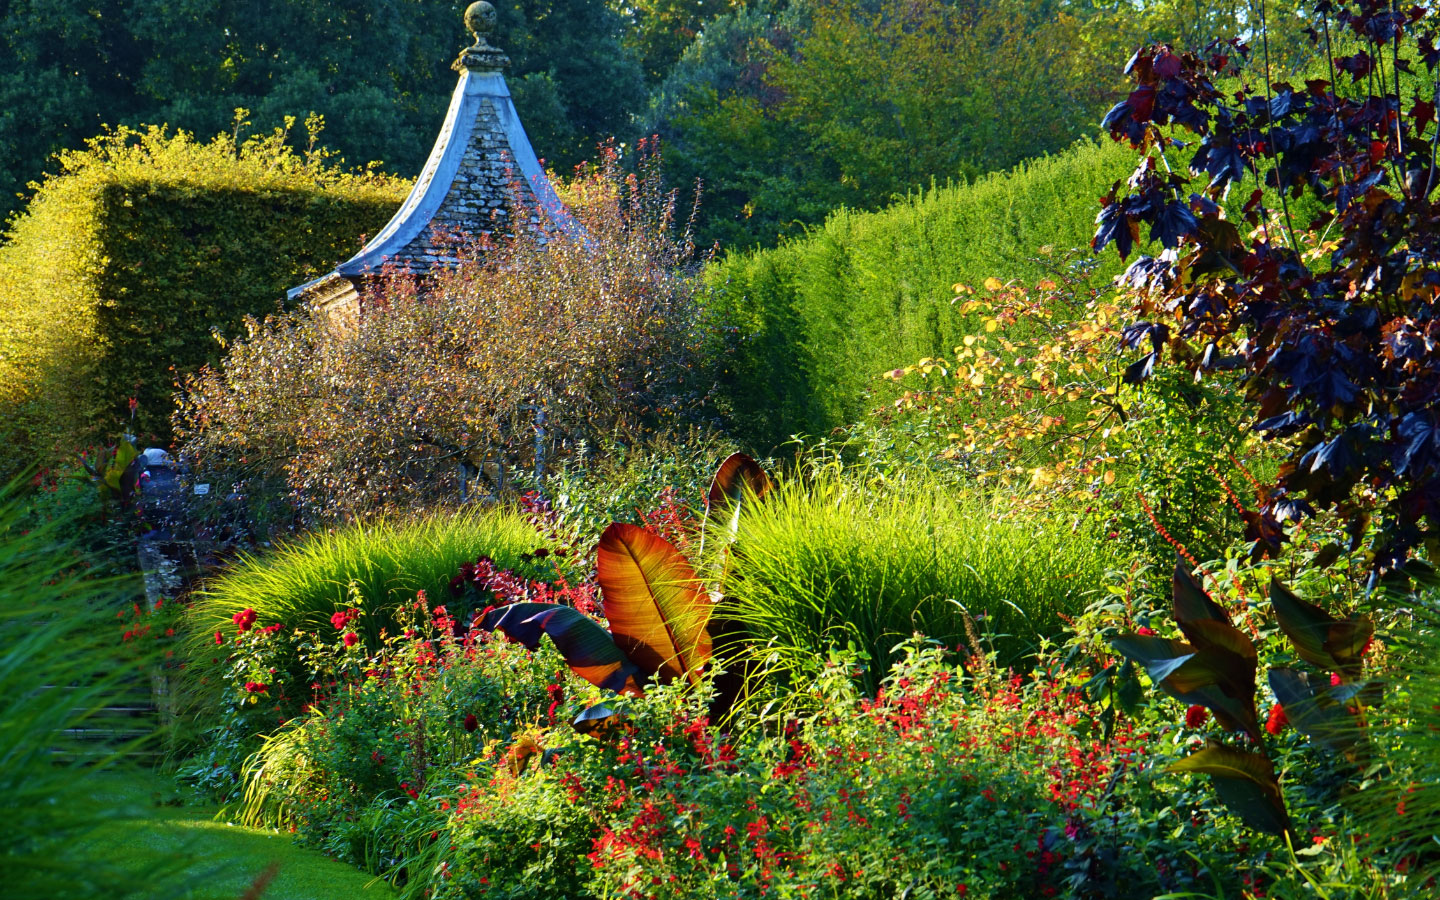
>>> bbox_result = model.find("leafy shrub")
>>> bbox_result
[1094,8,1440,570]
[719,472,1117,689]
[0,121,407,479]
[175,145,715,522]
[244,624,1365,900]
[881,273,1280,571]
[703,137,1138,449]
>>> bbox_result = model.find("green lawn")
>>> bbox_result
[81,769,397,900]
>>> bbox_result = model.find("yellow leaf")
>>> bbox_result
[985,319,999,333]
[1037,278,1057,290]
[969,372,984,386]
[1104,470,1116,485]
[984,277,1004,292]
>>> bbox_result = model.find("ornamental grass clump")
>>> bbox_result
[0,487,195,900]
[185,509,541,656]
[720,472,1114,689]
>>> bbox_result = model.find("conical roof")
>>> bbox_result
[287,1,584,312]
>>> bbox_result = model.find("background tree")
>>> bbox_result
[618,0,742,84]
[0,0,645,221]
[647,0,1123,250]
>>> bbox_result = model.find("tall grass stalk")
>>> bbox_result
[185,509,542,655]
[719,473,1115,693]
[0,486,193,899]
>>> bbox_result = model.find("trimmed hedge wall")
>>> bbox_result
[704,137,1138,451]
[0,125,408,473]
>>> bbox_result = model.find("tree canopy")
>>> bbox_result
[0,0,644,221]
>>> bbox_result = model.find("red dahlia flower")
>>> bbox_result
[464,713,479,733]
[1266,704,1288,735]
[1184,705,1209,729]
[232,608,257,632]
[342,631,360,648]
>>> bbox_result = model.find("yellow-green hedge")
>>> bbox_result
[703,138,1138,450]
[0,124,408,473]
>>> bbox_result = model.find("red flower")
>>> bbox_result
[1266,704,1288,735]
[232,608,257,633]
[244,681,268,694]
[330,610,356,631]
[1185,704,1209,729]
[1330,672,1343,687]
[342,631,360,648]
[1136,626,1156,636]
[214,631,224,645]
[463,713,479,733]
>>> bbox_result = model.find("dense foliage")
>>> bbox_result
[175,147,713,522]
[0,0,642,222]
[704,137,1138,450]
[649,0,1122,249]
[0,122,407,480]
[1095,2,1440,572]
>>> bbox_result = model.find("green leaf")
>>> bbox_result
[1166,741,1292,836]
[477,602,643,695]
[597,523,713,685]
[103,439,140,492]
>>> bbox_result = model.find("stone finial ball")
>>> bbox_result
[465,1,497,36]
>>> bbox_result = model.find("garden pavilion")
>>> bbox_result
[286,1,585,318]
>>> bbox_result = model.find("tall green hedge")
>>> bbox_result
[0,125,408,471]
[704,137,1138,450]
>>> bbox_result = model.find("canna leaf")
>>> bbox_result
[1268,668,1359,754]
[1167,741,1292,836]
[1172,558,1231,633]
[597,523,713,685]
[1269,578,1335,667]
[1269,578,1373,673]
[1110,631,1261,741]
[477,602,643,695]
[1110,633,1196,680]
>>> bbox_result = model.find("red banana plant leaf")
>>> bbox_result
[477,602,644,695]
[597,522,713,686]
[699,452,770,558]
